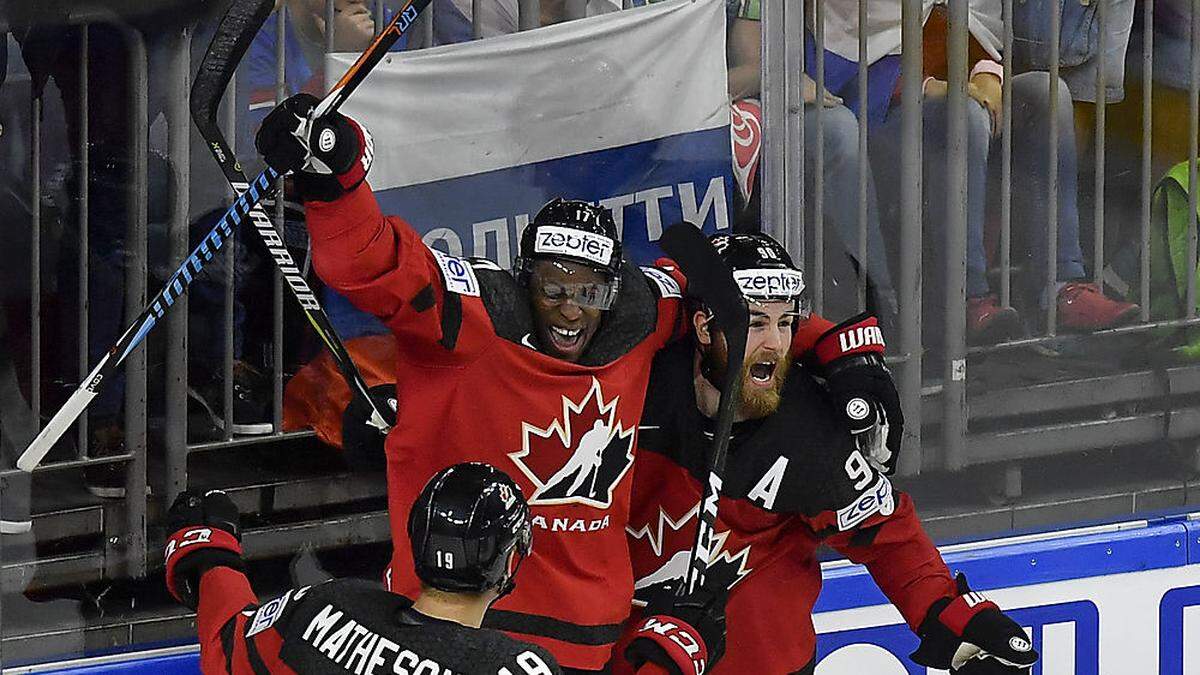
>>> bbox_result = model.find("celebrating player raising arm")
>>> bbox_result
[253,94,736,673]
[623,233,1038,675]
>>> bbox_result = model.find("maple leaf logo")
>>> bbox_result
[507,378,635,509]
[628,506,753,600]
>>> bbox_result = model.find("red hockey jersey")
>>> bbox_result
[305,184,687,669]
[624,342,956,674]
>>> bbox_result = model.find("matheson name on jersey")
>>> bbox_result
[299,601,554,675]
[508,378,635,510]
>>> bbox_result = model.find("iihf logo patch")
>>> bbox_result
[508,378,635,509]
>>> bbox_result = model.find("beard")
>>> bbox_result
[702,340,792,420]
[738,350,792,419]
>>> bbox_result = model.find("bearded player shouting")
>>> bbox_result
[623,233,1038,675]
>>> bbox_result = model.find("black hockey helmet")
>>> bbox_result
[709,232,810,314]
[408,463,533,597]
[514,198,623,309]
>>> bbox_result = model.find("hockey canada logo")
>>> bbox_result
[628,505,753,599]
[508,378,635,508]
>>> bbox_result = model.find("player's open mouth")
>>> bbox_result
[748,361,776,385]
[548,325,584,351]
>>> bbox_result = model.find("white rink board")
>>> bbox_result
[810,515,1200,675]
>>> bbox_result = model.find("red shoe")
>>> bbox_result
[967,295,1022,345]
[1056,281,1140,331]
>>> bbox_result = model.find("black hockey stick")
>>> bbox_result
[657,224,749,596]
[17,0,430,472]
[191,0,396,437]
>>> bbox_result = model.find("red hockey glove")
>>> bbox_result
[163,490,244,609]
[625,582,727,675]
[255,93,373,202]
[812,313,904,474]
[911,574,1038,674]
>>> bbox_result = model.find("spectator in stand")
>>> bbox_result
[868,0,1139,344]
[1011,0,1137,271]
[723,0,900,330]
[1012,0,1136,125]
[430,0,622,44]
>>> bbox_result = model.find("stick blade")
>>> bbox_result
[191,0,276,128]
[658,223,749,342]
[17,386,98,472]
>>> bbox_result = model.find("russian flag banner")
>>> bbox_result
[327,0,732,266]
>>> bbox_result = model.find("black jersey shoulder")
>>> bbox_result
[270,579,561,674]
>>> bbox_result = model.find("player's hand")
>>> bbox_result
[811,313,904,475]
[255,93,373,201]
[163,490,244,609]
[910,574,1038,674]
[625,581,728,675]
[342,383,397,471]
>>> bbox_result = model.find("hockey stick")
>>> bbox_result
[190,0,399,438]
[657,224,749,596]
[17,0,430,472]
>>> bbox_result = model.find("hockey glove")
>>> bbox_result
[342,383,398,471]
[812,313,904,474]
[254,92,374,202]
[164,490,244,610]
[625,582,727,675]
[911,574,1038,674]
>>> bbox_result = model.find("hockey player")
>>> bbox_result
[254,92,897,671]
[165,462,721,674]
[164,463,558,674]
[622,233,1039,674]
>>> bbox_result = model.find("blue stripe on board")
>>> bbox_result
[815,520,1192,614]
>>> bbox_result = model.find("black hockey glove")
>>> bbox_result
[626,581,728,675]
[342,383,398,471]
[164,490,244,610]
[254,92,374,202]
[910,574,1038,674]
[811,313,904,475]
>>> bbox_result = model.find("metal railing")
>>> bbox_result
[760,0,1200,490]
